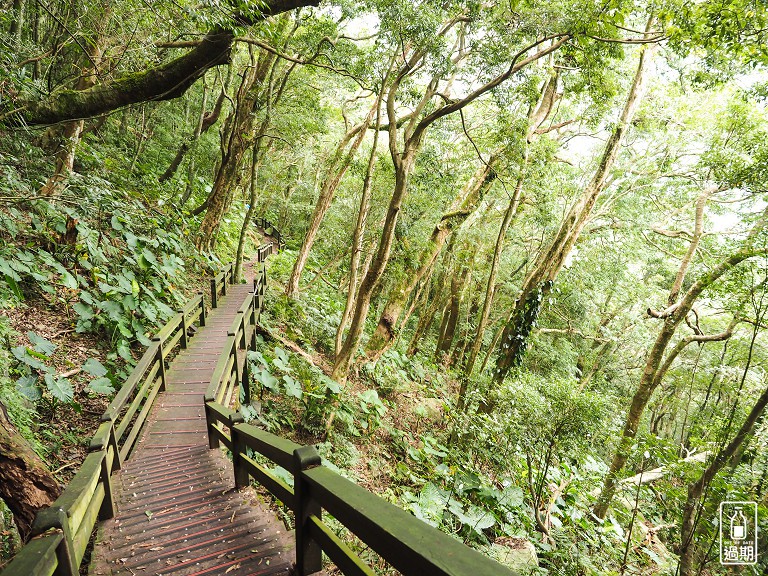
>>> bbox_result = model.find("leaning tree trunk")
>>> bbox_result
[0,403,60,540]
[285,107,376,297]
[593,208,768,518]
[197,45,279,250]
[494,41,655,382]
[435,266,469,359]
[332,148,417,382]
[462,166,525,380]
[160,71,229,184]
[462,70,562,379]
[365,160,497,360]
[679,379,768,575]
[335,86,387,356]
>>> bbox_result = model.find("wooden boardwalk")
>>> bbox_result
[89,282,293,576]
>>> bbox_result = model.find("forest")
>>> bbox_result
[1,0,767,574]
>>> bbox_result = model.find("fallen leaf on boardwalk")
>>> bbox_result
[229,511,236,522]
[144,510,153,520]
[149,546,164,551]
[225,564,240,573]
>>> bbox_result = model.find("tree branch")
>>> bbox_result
[11,0,319,126]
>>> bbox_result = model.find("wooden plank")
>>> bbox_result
[72,482,104,565]
[120,376,162,461]
[240,454,295,507]
[153,312,182,342]
[102,343,159,421]
[115,359,160,442]
[49,451,103,537]
[308,514,375,576]
[235,423,299,471]
[205,337,236,401]
[0,533,61,576]
[303,466,515,576]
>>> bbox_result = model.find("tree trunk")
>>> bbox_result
[332,148,417,382]
[197,45,280,250]
[330,26,567,383]
[679,380,768,575]
[286,107,375,297]
[38,11,110,196]
[463,168,525,378]
[461,70,563,378]
[407,285,447,355]
[365,160,496,360]
[335,84,387,356]
[494,41,655,382]
[9,0,25,43]
[160,73,229,183]
[13,0,319,126]
[593,208,768,518]
[0,403,60,540]
[435,266,468,359]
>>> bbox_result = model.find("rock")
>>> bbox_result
[490,536,538,574]
[412,397,443,420]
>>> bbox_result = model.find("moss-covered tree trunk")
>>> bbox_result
[39,9,109,196]
[365,160,496,360]
[286,107,376,297]
[335,86,387,356]
[10,0,319,127]
[494,42,654,382]
[0,403,60,540]
[435,266,469,359]
[593,207,768,518]
[197,44,279,250]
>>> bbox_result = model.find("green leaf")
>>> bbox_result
[319,374,341,394]
[89,377,115,394]
[82,357,107,377]
[12,346,47,370]
[27,331,56,356]
[274,346,290,364]
[256,367,279,391]
[282,375,302,399]
[16,375,41,400]
[73,302,94,320]
[45,373,74,403]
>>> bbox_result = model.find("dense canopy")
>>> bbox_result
[1,0,767,574]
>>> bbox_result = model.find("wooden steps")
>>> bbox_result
[89,284,293,576]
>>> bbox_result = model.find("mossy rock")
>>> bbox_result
[0,497,21,562]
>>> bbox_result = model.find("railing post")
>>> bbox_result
[199,291,206,326]
[99,449,116,520]
[179,309,188,348]
[229,416,248,489]
[210,278,218,309]
[31,507,77,576]
[293,446,322,575]
[204,402,219,449]
[242,358,251,406]
[152,338,167,392]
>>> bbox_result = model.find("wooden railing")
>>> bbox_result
[210,261,233,308]
[0,267,223,576]
[203,243,514,576]
[255,216,284,249]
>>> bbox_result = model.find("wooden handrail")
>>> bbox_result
[202,234,514,576]
[1,282,209,576]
